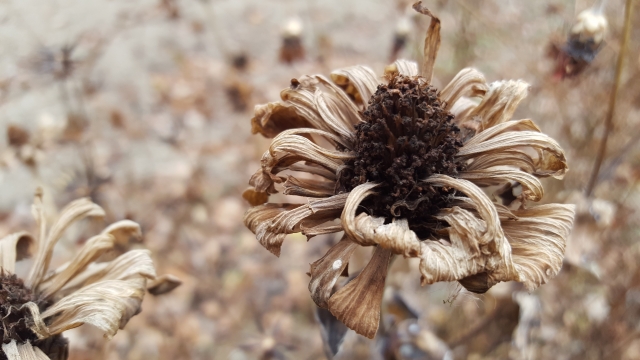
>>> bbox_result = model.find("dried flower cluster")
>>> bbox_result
[0,190,179,360]
[244,2,575,338]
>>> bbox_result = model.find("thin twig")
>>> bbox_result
[585,0,634,197]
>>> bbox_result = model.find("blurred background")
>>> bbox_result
[0,0,638,359]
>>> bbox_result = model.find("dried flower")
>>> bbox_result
[244,2,575,339]
[0,190,180,359]
[279,17,305,64]
[551,1,608,78]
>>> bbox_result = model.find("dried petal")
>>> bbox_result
[242,187,269,206]
[27,197,105,289]
[0,232,34,274]
[459,166,545,202]
[331,65,379,106]
[38,278,147,338]
[251,101,313,138]
[2,341,49,360]
[503,204,575,290]
[384,59,419,78]
[100,220,142,245]
[468,80,529,131]
[328,246,393,339]
[309,236,358,308]
[40,234,115,299]
[439,68,488,110]
[147,274,182,295]
[413,2,441,83]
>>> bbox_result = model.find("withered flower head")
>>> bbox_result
[244,2,575,339]
[0,190,180,359]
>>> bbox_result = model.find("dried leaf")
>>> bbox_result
[315,306,348,358]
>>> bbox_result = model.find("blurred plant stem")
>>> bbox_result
[585,0,634,197]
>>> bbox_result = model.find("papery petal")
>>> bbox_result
[251,101,314,138]
[39,233,115,299]
[245,195,347,256]
[57,250,156,294]
[147,274,182,295]
[100,220,142,245]
[2,341,49,360]
[384,59,419,77]
[340,182,423,257]
[327,246,393,339]
[242,187,269,206]
[419,175,518,292]
[27,196,105,289]
[413,2,440,83]
[439,68,488,110]
[282,176,335,198]
[460,119,568,179]
[503,204,575,291]
[309,236,358,308]
[37,278,147,338]
[331,65,379,106]
[459,166,544,202]
[467,80,529,131]
[0,232,34,274]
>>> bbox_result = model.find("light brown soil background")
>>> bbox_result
[0,0,639,359]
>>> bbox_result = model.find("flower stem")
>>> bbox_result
[585,0,635,197]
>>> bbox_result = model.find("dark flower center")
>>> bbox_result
[0,273,68,360]
[0,273,39,346]
[337,75,464,238]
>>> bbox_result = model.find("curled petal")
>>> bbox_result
[503,204,575,291]
[280,76,360,138]
[413,2,441,83]
[419,206,517,293]
[27,196,105,289]
[2,340,49,360]
[459,166,544,202]
[38,278,147,338]
[384,59,419,77]
[245,195,347,256]
[328,246,393,339]
[58,250,156,294]
[0,232,34,274]
[309,236,358,308]
[251,101,313,138]
[100,220,142,245]
[40,234,115,299]
[456,120,568,179]
[440,68,488,110]
[341,183,423,257]
[282,176,335,198]
[242,187,269,206]
[147,274,182,295]
[468,80,529,131]
[420,175,519,292]
[331,65,379,106]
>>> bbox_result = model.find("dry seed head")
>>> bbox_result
[337,75,463,238]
